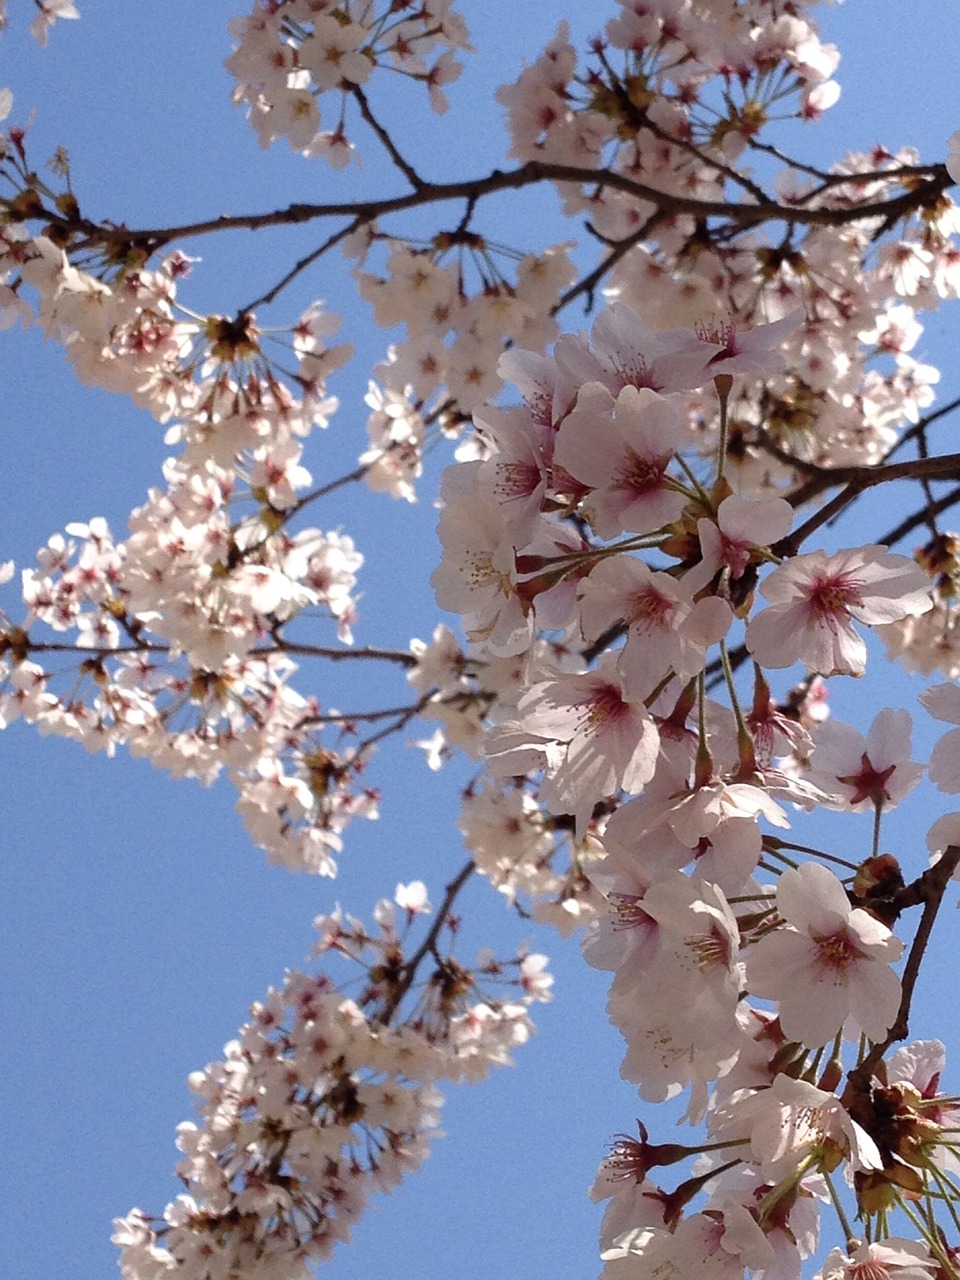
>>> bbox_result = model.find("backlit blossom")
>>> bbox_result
[745,862,903,1047]
[577,556,732,698]
[725,1074,883,1183]
[697,309,805,380]
[817,1238,935,1280]
[485,655,660,840]
[553,383,689,539]
[746,546,933,676]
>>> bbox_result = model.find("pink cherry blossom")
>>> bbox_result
[803,707,924,812]
[725,1074,883,1184]
[746,546,933,676]
[581,845,662,995]
[485,655,660,840]
[430,462,532,655]
[555,301,722,395]
[577,556,732,698]
[553,383,690,539]
[684,493,794,595]
[818,1239,936,1280]
[745,861,903,1047]
[697,309,805,380]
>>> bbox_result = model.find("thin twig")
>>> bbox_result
[352,85,425,191]
[243,216,366,310]
[267,641,418,668]
[375,858,476,1025]
[878,483,960,549]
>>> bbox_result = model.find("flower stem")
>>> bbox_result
[822,1169,858,1254]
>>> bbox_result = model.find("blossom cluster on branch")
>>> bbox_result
[5,1,960,1278]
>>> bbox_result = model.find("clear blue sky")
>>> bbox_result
[2,5,960,1279]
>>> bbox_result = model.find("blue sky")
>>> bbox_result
[3,4,960,1280]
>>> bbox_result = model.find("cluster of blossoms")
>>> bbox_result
[7,1,960,1277]
[112,883,552,1279]
[227,0,471,165]
[496,0,958,495]
[346,233,579,503]
[0,207,391,871]
[354,236,579,463]
[429,294,960,1275]
[1,509,384,873]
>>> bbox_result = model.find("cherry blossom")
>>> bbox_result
[803,707,924,813]
[553,383,691,539]
[697,309,806,381]
[29,0,79,46]
[721,1074,884,1184]
[577,556,733,698]
[746,547,933,677]
[745,861,903,1047]
[8,5,960,1278]
[555,301,722,395]
[816,1239,936,1280]
[684,493,794,596]
[486,655,660,840]
[430,461,532,655]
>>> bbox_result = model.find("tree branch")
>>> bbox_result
[847,844,960,1092]
[877,482,960,549]
[773,452,960,556]
[352,85,425,191]
[62,160,952,258]
[267,641,418,667]
[375,858,476,1025]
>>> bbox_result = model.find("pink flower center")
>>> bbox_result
[610,892,654,933]
[615,450,668,497]
[847,1260,893,1280]
[581,681,631,735]
[493,459,542,503]
[629,585,676,630]
[691,924,734,971]
[807,572,863,621]
[836,752,897,807]
[611,354,662,392]
[606,1134,647,1181]
[813,927,865,972]
[718,531,752,578]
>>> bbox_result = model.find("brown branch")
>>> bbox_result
[277,459,374,530]
[772,452,960,556]
[877,482,960,549]
[779,481,863,555]
[375,858,476,1025]
[885,393,960,461]
[243,216,366,310]
[300,697,429,725]
[847,844,960,1092]
[762,395,960,504]
[73,160,953,256]
[267,641,418,668]
[352,85,425,191]
[11,639,170,656]
[553,211,664,318]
